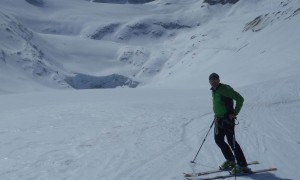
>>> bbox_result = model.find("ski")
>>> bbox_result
[186,167,277,180]
[184,161,259,178]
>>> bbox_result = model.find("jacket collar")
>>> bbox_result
[210,83,222,91]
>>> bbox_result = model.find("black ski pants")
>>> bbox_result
[214,119,247,167]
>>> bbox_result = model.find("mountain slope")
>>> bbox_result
[1,0,300,92]
[150,0,300,88]
[0,11,69,93]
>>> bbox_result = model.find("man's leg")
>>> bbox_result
[225,128,247,167]
[214,127,235,161]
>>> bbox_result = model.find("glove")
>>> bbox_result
[228,114,236,121]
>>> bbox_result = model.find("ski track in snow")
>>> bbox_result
[237,78,300,180]
[0,89,210,180]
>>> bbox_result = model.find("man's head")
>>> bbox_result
[209,73,220,89]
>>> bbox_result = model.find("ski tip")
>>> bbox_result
[183,173,192,177]
[252,161,259,164]
[270,167,278,171]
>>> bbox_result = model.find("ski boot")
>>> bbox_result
[231,165,252,174]
[219,160,235,170]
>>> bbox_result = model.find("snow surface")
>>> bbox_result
[1,0,300,179]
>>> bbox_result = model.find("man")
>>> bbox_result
[209,72,251,174]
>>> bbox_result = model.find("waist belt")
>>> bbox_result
[214,117,235,135]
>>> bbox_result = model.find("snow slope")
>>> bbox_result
[1,0,300,179]
[1,81,300,179]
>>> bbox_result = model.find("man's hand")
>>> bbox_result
[229,114,236,120]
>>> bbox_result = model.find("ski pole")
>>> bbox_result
[190,119,215,164]
[232,118,237,180]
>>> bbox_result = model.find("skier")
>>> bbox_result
[209,73,251,174]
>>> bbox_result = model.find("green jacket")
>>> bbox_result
[211,83,244,118]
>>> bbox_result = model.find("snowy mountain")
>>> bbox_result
[1,0,300,92]
[1,0,299,92]
[1,0,300,180]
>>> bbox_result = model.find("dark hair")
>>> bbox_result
[209,73,219,80]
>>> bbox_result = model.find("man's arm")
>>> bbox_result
[220,85,244,115]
